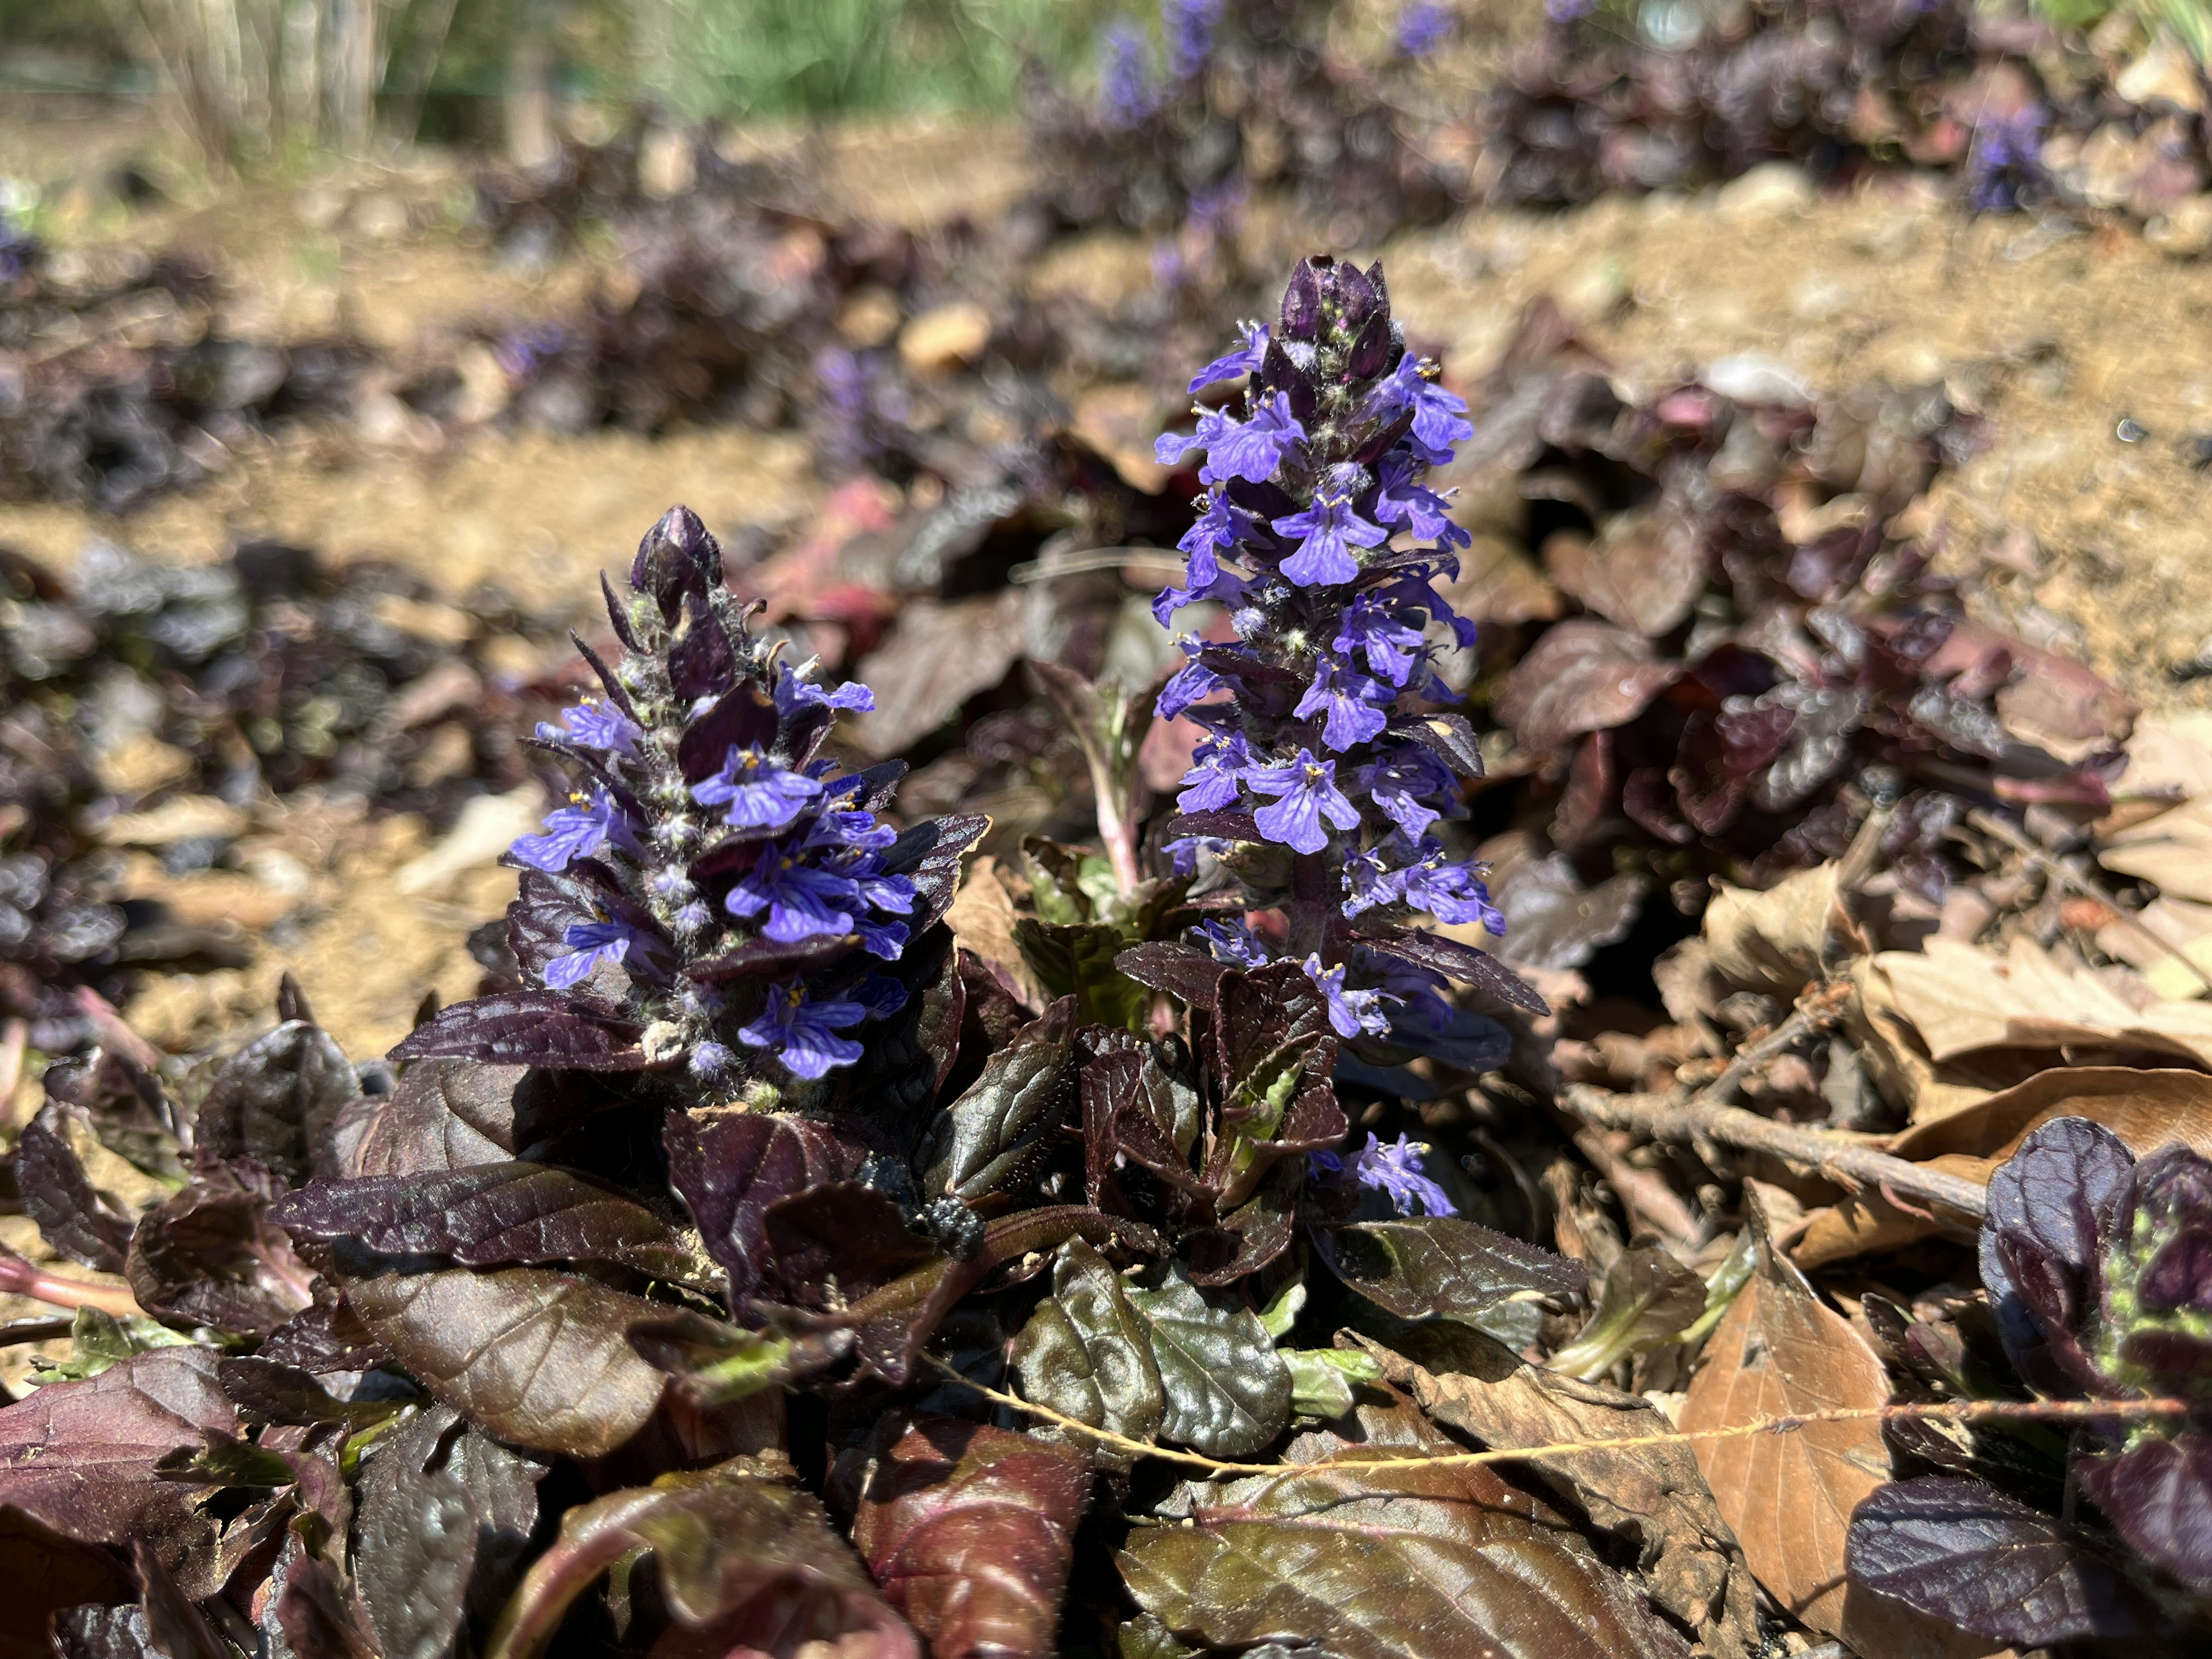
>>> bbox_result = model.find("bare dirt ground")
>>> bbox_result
[6,110,2209,1063]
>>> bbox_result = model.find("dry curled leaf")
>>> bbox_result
[1704,863,1847,997]
[1874,937,2212,1066]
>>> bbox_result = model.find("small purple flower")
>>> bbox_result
[1247,748,1361,855]
[1354,1132,1456,1216]
[544,915,661,991]
[689,1040,736,1081]
[1162,0,1219,79]
[1275,494,1386,587]
[726,848,861,942]
[1164,835,1229,876]
[1304,954,1396,1039]
[1195,917,1270,966]
[1372,356,1473,459]
[1098,21,1157,128]
[510,790,641,872]
[851,975,910,1017]
[1387,570,1478,650]
[1204,392,1307,484]
[1189,321,1269,394]
[775,665,875,716]
[1157,646,1228,721]
[738,980,869,1080]
[1359,747,1456,839]
[1341,844,1406,916]
[536,698,639,757]
[1178,729,1251,812]
[1397,0,1451,55]
[1294,661,1391,753]
[1332,593,1429,687]
[1373,452,1471,550]
[1396,842,1505,934]
[693,745,823,832]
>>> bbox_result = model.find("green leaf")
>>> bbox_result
[1124,1265,1291,1459]
[1011,1238,1165,1457]
[344,1266,669,1457]
[1256,1277,1306,1342]
[921,999,1079,1203]
[1283,1349,1385,1418]
[1021,840,1093,925]
[1548,1247,1709,1381]
[1315,1217,1586,1327]
[1014,919,1148,1029]
[627,1309,793,1407]
[1120,1431,1694,1659]
[31,1306,192,1384]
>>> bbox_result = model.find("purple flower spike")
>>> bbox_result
[536,698,640,757]
[1157,646,1228,721]
[1304,955,1396,1040]
[1178,729,1251,813]
[1247,748,1361,855]
[1194,917,1270,967]
[1295,661,1391,753]
[726,847,861,942]
[1162,0,1220,80]
[1275,494,1385,587]
[1332,593,1429,687]
[1341,844,1405,917]
[1189,321,1269,393]
[1374,453,1471,551]
[693,745,824,832]
[738,980,869,1080]
[544,916,660,991]
[1204,391,1307,484]
[1354,1132,1457,1216]
[510,789,641,872]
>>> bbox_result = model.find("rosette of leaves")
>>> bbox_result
[1844,1116,2212,1650]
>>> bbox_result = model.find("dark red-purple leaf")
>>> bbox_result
[389,992,650,1071]
[257,1295,388,1374]
[838,1414,1090,1659]
[831,925,967,1124]
[0,1349,235,1592]
[675,680,780,783]
[1316,1217,1586,1323]
[1113,942,1231,1010]
[125,1169,318,1338]
[346,1059,527,1177]
[920,999,1078,1204]
[1494,620,1677,753]
[193,1018,359,1190]
[762,1183,940,1311]
[1353,927,1550,1014]
[2,1508,133,1659]
[1164,809,1260,842]
[1846,1475,2176,1645]
[884,813,992,933]
[1009,1238,1165,1449]
[665,1109,866,1309]
[2075,1430,2212,1594]
[1978,1116,2135,1398]
[272,1164,700,1282]
[16,1105,137,1274]
[483,1463,919,1659]
[217,1358,406,1429]
[1183,1162,1300,1287]
[343,1266,668,1456]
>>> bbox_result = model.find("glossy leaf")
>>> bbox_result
[839,1413,1091,1659]
[355,1412,478,1659]
[272,1163,701,1281]
[922,998,1079,1204]
[344,1265,668,1456]
[15,1105,138,1274]
[664,1108,865,1310]
[124,1168,318,1337]
[1548,1247,1709,1381]
[1011,1237,1165,1453]
[389,991,650,1071]
[1113,942,1231,1010]
[1314,1217,1585,1324]
[1282,1349,1381,1419]
[1847,1475,2175,1646]
[347,1059,532,1177]
[1124,1264,1291,1458]
[1978,1115,2134,1399]
[483,1463,918,1659]
[2076,1430,2212,1594]
[192,1017,359,1189]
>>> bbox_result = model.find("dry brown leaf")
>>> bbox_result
[1705,863,1844,997]
[1679,1219,1987,1657]
[1790,1154,1993,1270]
[2099,796,2212,903]
[1357,1330,1762,1659]
[1892,1065,2212,1163]
[1992,646,2135,765]
[1844,959,1997,1125]
[1872,937,2212,1066]
[2113,712,2212,801]
[942,856,1046,1010]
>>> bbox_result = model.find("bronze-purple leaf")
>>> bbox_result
[16,1104,138,1274]
[389,991,650,1071]
[1316,1216,1586,1323]
[193,1018,359,1190]
[665,1110,866,1309]
[1494,619,1677,754]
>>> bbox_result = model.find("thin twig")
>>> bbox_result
[927,1357,2190,1477]
[0,1017,27,1127]
[1556,1080,1988,1222]
[1969,806,2212,995]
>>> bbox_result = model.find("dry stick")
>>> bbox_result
[927,1357,2190,1479]
[1556,1080,1990,1222]
[1968,806,2212,997]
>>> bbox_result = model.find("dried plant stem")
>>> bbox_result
[1554,1081,1989,1222]
[927,1357,2191,1478]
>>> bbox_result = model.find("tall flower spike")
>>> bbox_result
[1147,255,1531,1063]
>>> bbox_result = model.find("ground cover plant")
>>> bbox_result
[5,245,2211,1659]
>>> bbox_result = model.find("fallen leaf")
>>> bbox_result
[1891,1066,2212,1163]
[1873,937,2212,1066]
[2099,796,2212,902]
[1704,863,1844,997]
[944,858,1047,1010]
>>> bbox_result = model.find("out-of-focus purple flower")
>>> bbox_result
[774,665,875,715]
[1355,1131,1456,1215]
[1179,728,1252,812]
[544,915,662,990]
[1276,494,1386,586]
[694,745,824,832]
[1098,21,1158,128]
[1248,748,1361,854]
[1304,954,1396,1039]
[1967,102,2048,214]
[1397,1,1452,56]
[738,980,869,1079]
[1195,917,1270,966]
[1162,0,1220,79]
[536,698,641,757]
[494,324,568,381]
[726,847,861,942]
[1545,0,1596,20]
[510,789,641,872]
[1295,661,1391,752]
[1190,321,1270,394]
